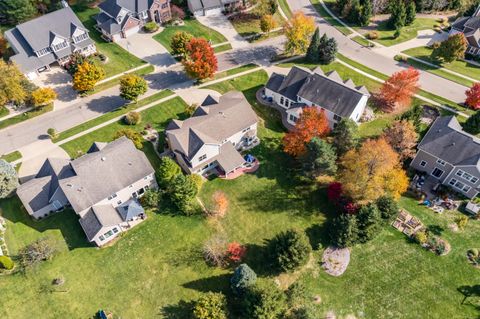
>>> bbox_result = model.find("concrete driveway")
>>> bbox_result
[116,30,177,69]
[176,88,221,106]
[31,66,79,109]
[197,14,249,49]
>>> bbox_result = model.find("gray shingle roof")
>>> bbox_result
[16,176,53,212]
[79,208,104,241]
[166,91,258,160]
[419,116,480,170]
[99,0,153,17]
[117,199,144,220]
[216,142,246,173]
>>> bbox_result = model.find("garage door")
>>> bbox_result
[124,25,140,37]
[204,7,223,16]
[112,33,123,42]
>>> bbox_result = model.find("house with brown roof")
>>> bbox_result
[16,137,157,246]
[165,91,258,177]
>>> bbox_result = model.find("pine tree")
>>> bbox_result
[332,118,359,156]
[359,0,373,27]
[463,111,480,134]
[301,137,338,178]
[306,27,321,63]
[329,213,359,248]
[405,1,416,25]
[318,34,338,65]
[388,0,406,30]
[357,203,382,243]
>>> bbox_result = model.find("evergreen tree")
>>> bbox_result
[231,263,257,295]
[318,35,338,65]
[157,157,181,187]
[332,118,359,156]
[329,213,359,248]
[301,137,337,179]
[375,195,399,222]
[243,281,287,319]
[357,203,382,243]
[306,28,321,63]
[405,1,416,25]
[359,0,373,27]
[0,0,36,25]
[388,0,406,30]
[267,229,312,272]
[0,160,18,198]
[463,111,480,135]
[167,174,198,213]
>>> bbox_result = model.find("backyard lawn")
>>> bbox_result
[229,11,285,38]
[71,4,146,78]
[154,19,228,53]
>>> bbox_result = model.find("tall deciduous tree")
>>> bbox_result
[260,14,277,34]
[0,160,18,198]
[0,61,29,106]
[431,33,468,63]
[301,137,337,179]
[284,12,316,55]
[283,107,330,157]
[332,118,359,156]
[382,119,418,162]
[31,87,57,107]
[338,138,409,203]
[171,31,193,57]
[72,61,105,92]
[306,27,321,63]
[182,38,218,80]
[378,67,420,113]
[465,82,480,110]
[119,74,147,102]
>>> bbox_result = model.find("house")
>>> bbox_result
[264,66,370,129]
[410,116,480,199]
[95,0,172,42]
[16,137,157,246]
[4,5,96,80]
[165,91,258,177]
[450,6,480,55]
[188,0,244,16]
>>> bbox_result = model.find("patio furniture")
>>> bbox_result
[465,201,480,216]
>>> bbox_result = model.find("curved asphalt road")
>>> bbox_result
[287,0,468,104]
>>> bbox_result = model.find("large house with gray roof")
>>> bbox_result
[95,0,171,42]
[410,116,480,199]
[188,0,244,16]
[166,91,258,177]
[264,66,370,129]
[4,5,96,80]
[450,6,480,56]
[16,137,157,246]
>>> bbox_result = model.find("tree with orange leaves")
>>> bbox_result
[182,38,218,80]
[283,107,330,157]
[465,82,480,110]
[338,138,409,204]
[284,12,316,54]
[378,67,420,113]
[210,191,229,218]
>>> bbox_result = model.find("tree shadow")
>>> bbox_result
[305,223,330,250]
[427,224,444,236]
[182,273,231,294]
[160,300,194,319]
[458,285,480,309]
[242,243,275,277]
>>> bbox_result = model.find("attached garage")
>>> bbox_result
[188,0,224,16]
[124,25,140,38]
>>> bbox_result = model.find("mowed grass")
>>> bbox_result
[154,19,228,53]
[71,4,146,78]
[367,18,438,47]
[230,11,284,38]
[311,0,352,36]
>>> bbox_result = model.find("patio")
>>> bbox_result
[217,158,260,180]
[410,173,460,214]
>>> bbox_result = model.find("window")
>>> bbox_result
[436,159,446,166]
[449,178,472,193]
[198,154,207,162]
[36,47,51,57]
[289,114,298,123]
[333,114,342,122]
[108,193,118,200]
[280,97,284,105]
[285,100,290,108]
[73,33,88,43]
[456,169,479,184]
[117,200,122,205]
[431,168,444,178]
[420,160,427,167]
[242,127,251,133]
[104,230,114,238]
[99,235,105,241]
[52,40,68,52]
[113,227,119,234]
[161,3,168,9]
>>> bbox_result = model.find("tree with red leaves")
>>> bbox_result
[465,83,480,110]
[283,107,330,156]
[327,182,343,204]
[378,68,420,113]
[226,242,247,263]
[182,38,218,80]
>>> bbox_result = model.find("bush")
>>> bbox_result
[0,255,14,270]
[47,128,57,139]
[375,195,399,221]
[157,157,182,188]
[18,237,58,269]
[243,281,287,319]
[124,111,141,125]
[193,292,228,319]
[231,263,257,295]
[189,173,203,192]
[226,242,246,264]
[329,213,359,248]
[267,229,312,272]
[140,189,160,208]
[455,215,469,230]
[414,230,428,244]
[203,235,228,267]
[286,282,307,309]
[114,129,143,149]
[366,31,379,40]
[394,54,408,63]
[144,21,159,33]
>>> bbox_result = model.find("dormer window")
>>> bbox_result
[52,40,68,52]
[36,47,52,57]
[73,32,88,43]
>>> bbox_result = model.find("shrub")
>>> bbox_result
[226,242,246,263]
[193,292,228,319]
[375,195,399,221]
[47,128,57,139]
[231,263,257,295]
[286,282,307,309]
[329,213,359,248]
[189,174,203,193]
[157,157,182,188]
[124,111,141,125]
[455,215,469,230]
[114,129,143,149]
[171,4,186,20]
[144,21,159,33]
[18,237,58,269]
[267,229,312,272]
[140,189,160,208]
[394,54,408,63]
[414,230,428,245]
[468,248,479,257]
[366,31,378,40]
[203,235,228,267]
[0,255,14,270]
[209,191,229,218]
[243,281,287,319]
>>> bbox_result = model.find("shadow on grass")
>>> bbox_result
[183,273,231,293]
[160,300,194,319]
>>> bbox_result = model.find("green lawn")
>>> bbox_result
[0,151,22,163]
[60,96,187,158]
[310,0,353,36]
[54,90,174,143]
[230,11,284,38]
[212,63,259,80]
[368,18,438,47]
[0,106,9,118]
[89,64,155,96]
[0,103,53,131]
[154,19,228,53]
[352,35,373,47]
[214,43,233,53]
[71,4,146,78]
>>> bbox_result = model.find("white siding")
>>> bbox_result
[190,144,220,168]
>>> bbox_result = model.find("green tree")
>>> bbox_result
[171,31,193,57]
[375,195,399,221]
[167,173,198,213]
[260,14,277,34]
[405,1,416,25]
[244,281,287,319]
[193,292,228,319]
[258,0,278,15]
[388,0,406,30]
[301,137,337,179]
[286,282,308,309]
[231,263,257,295]
[332,118,359,156]
[431,33,468,63]
[267,229,312,272]
[357,203,382,243]
[358,0,373,26]
[140,189,160,208]
[329,213,359,248]
[0,0,36,25]
[114,129,143,149]
[306,27,321,63]
[398,104,422,132]
[0,160,18,199]
[157,157,181,187]
[119,74,147,102]
[318,34,338,65]
[463,111,480,134]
